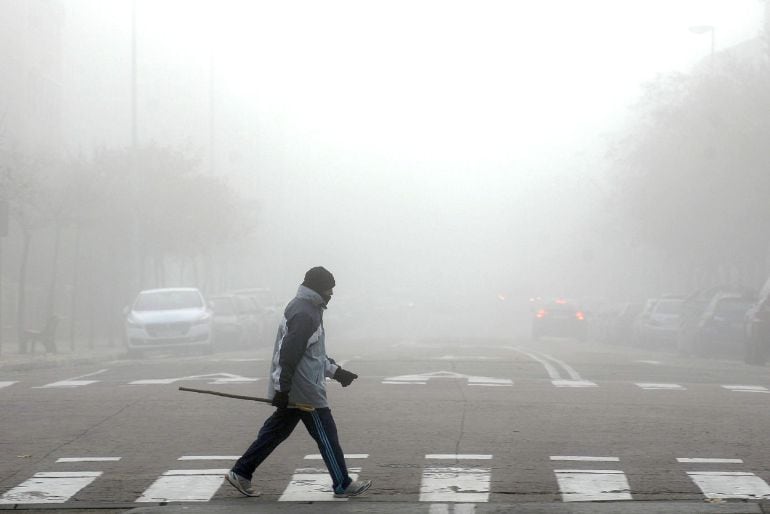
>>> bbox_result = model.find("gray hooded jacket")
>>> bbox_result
[267,285,339,408]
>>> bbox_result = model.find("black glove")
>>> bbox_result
[272,390,289,409]
[333,368,358,387]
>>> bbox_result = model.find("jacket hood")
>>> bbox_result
[296,285,326,308]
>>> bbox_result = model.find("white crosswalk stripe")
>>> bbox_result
[0,471,102,504]
[0,381,17,389]
[278,454,367,501]
[551,456,631,502]
[687,471,770,500]
[136,469,229,502]
[419,454,491,503]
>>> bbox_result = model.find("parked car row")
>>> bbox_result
[584,280,770,365]
[124,287,280,358]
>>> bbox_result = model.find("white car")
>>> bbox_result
[125,288,212,356]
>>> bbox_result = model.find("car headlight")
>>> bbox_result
[126,317,143,328]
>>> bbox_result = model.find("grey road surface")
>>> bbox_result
[2,336,770,513]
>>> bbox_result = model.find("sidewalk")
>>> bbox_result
[0,344,126,372]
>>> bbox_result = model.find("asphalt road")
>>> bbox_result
[2,335,770,513]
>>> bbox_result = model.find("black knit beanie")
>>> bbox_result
[302,266,335,294]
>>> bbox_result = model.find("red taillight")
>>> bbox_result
[536,309,547,318]
[576,311,585,320]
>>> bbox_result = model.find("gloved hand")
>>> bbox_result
[272,390,290,409]
[333,368,358,387]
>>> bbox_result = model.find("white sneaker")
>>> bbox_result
[334,479,372,498]
[224,470,261,497]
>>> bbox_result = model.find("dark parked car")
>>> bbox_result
[532,299,587,341]
[691,293,754,357]
[677,285,755,356]
[744,277,770,365]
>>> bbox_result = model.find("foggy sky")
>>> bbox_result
[57,1,766,334]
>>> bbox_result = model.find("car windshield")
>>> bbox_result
[134,291,203,311]
[209,298,235,315]
[654,300,682,315]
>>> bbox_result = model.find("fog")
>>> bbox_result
[0,0,768,349]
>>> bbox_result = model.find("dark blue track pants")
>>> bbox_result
[232,407,352,494]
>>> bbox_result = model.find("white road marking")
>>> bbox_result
[0,471,102,504]
[721,385,770,393]
[552,380,598,388]
[278,467,361,501]
[688,471,770,499]
[436,355,498,361]
[677,458,744,464]
[507,347,595,387]
[635,360,662,365]
[550,456,619,462]
[382,381,427,385]
[177,456,239,461]
[554,469,632,502]
[212,358,264,362]
[382,371,511,387]
[130,373,258,385]
[636,383,686,390]
[304,454,368,460]
[420,466,491,503]
[512,350,561,380]
[56,457,121,463]
[426,455,492,460]
[136,469,229,502]
[0,381,17,389]
[35,369,108,389]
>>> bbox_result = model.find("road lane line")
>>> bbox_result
[553,469,632,502]
[177,456,239,461]
[0,471,102,504]
[135,469,228,502]
[550,456,619,462]
[722,385,770,393]
[0,381,17,389]
[636,383,686,390]
[677,458,743,464]
[56,457,121,463]
[538,352,582,381]
[304,454,368,460]
[278,466,361,501]
[552,379,598,388]
[687,471,770,499]
[35,369,109,389]
[512,350,562,380]
[426,455,492,460]
[508,348,596,387]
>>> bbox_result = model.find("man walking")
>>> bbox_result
[225,266,372,498]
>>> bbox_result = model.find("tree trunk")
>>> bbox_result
[69,226,81,351]
[46,222,63,324]
[16,227,31,353]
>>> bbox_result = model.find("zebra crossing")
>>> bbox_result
[3,453,770,505]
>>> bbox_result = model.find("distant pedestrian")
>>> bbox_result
[224,266,371,498]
